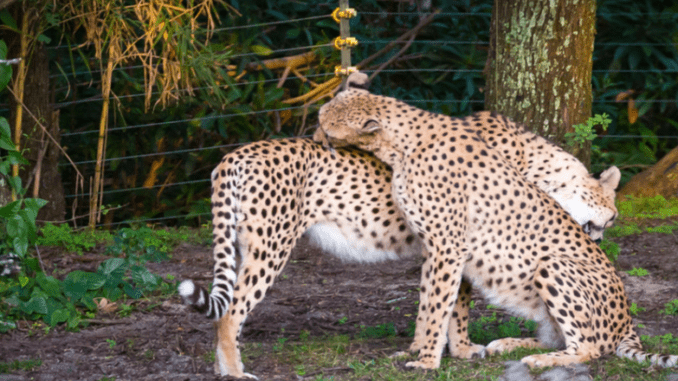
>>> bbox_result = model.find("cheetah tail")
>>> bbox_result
[615,332,678,367]
[179,166,240,321]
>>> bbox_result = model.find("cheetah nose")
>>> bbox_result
[594,238,602,245]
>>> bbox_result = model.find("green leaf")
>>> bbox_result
[22,296,48,315]
[98,258,126,276]
[103,287,123,302]
[131,265,160,290]
[12,235,28,257]
[0,200,21,218]
[63,271,107,300]
[79,293,97,311]
[285,29,301,39]
[0,318,16,333]
[23,257,40,272]
[0,117,12,140]
[8,150,29,165]
[250,45,273,56]
[36,273,63,299]
[0,134,15,151]
[24,198,48,214]
[36,34,51,44]
[66,315,81,331]
[19,209,38,241]
[0,10,18,30]
[7,176,22,193]
[0,63,11,92]
[0,160,9,176]
[123,283,143,299]
[48,309,70,326]
[6,214,26,237]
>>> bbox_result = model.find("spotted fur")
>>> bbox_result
[313,71,676,370]
[178,93,622,378]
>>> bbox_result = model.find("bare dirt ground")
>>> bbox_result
[1,230,677,381]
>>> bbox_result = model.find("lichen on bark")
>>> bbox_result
[484,0,596,167]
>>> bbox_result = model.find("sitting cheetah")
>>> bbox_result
[179,104,620,377]
[314,71,677,370]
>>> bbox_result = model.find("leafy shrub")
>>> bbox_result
[468,313,536,345]
[625,267,649,277]
[617,195,678,219]
[0,253,169,330]
[0,358,42,373]
[641,333,678,354]
[599,240,620,262]
[37,223,112,255]
[0,99,47,261]
[645,223,678,235]
[565,113,611,148]
[105,227,170,263]
[660,300,678,316]
[604,224,642,238]
[629,302,645,316]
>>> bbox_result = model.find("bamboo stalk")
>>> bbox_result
[11,11,30,201]
[89,57,114,228]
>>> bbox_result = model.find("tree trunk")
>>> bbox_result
[484,0,596,168]
[618,146,678,199]
[6,7,65,222]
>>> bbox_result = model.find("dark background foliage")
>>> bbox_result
[3,0,678,226]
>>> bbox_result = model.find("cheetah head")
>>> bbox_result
[314,72,386,153]
[547,166,620,242]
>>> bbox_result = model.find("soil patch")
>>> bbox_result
[1,231,677,380]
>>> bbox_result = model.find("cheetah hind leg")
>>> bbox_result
[214,238,298,379]
[214,313,258,379]
[519,261,599,367]
[446,280,486,359]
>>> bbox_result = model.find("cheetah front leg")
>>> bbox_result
[445,280,486,359]
[410,277,485,359]
[405,250,467,369]
[407,249,432,354]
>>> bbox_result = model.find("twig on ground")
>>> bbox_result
[34,245,46,273]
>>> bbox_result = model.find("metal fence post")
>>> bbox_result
[333,1,357,89]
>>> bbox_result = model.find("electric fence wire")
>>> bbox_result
[39,9,678,226]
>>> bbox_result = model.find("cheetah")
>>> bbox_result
[178,100,621,378]
[314,71,677,370]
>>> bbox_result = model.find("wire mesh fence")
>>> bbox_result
[33,5,678,228]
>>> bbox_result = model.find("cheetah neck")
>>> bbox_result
[520,132,589,189]
[372,102,443,167]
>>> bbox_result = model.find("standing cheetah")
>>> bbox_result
[179,94,621,378]
[314,71,677,370]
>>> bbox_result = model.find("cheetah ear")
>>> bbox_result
[361,119,381,134]
[599,166,621,191]
[347,72,370,90]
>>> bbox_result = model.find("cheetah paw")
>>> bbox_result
[389,351,411,358]
[485,340,510,355]
[449,344,486,359]
[521,354,550,368]
[405,360,438,369]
